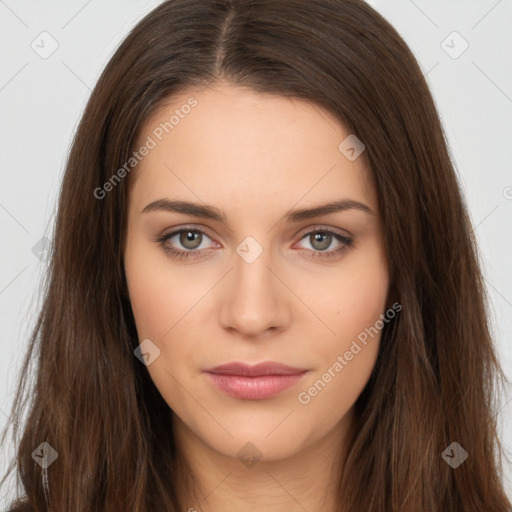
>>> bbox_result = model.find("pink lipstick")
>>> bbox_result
[203,361,308,400]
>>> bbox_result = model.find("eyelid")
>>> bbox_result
[156,224,217,241]
[293,223,353,240]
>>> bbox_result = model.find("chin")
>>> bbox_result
[191,414,317,463]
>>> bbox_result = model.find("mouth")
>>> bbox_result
[203,361,309,400]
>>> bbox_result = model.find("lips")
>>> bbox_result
[205,361,308,376]
[203,361,309,400]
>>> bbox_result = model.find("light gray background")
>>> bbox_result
[1,0,511,506]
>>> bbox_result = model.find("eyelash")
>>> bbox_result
[156,226,354,261]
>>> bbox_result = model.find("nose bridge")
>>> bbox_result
[219,234,290,335]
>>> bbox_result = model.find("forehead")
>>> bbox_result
[129,83,377,217]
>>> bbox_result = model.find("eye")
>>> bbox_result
[156,227,217,260]
[293,227,354,260]
[156,226,354,260]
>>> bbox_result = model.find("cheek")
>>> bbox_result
[336,266,389,341]
[312,241,389,352]
[300,243,388,403]
[125,264,171,341]
[124,236,214,394]
[124,237,203,341]
[124,239,204,406]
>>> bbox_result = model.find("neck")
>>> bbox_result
[173,409,354,512]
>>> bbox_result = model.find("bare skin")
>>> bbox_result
[123,81,390,512]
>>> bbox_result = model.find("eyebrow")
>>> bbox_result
[141,198,375,222]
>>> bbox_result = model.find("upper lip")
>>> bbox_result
[204,361,308,377]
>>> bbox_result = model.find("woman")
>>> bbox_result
[2,0,511,510]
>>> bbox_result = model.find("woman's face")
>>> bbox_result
[124,82,389,463]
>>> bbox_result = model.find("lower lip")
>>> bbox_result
[204,372,307,400]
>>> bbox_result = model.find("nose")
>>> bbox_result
[218,242,292,338]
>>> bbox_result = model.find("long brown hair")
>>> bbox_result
[2,0,511,510]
